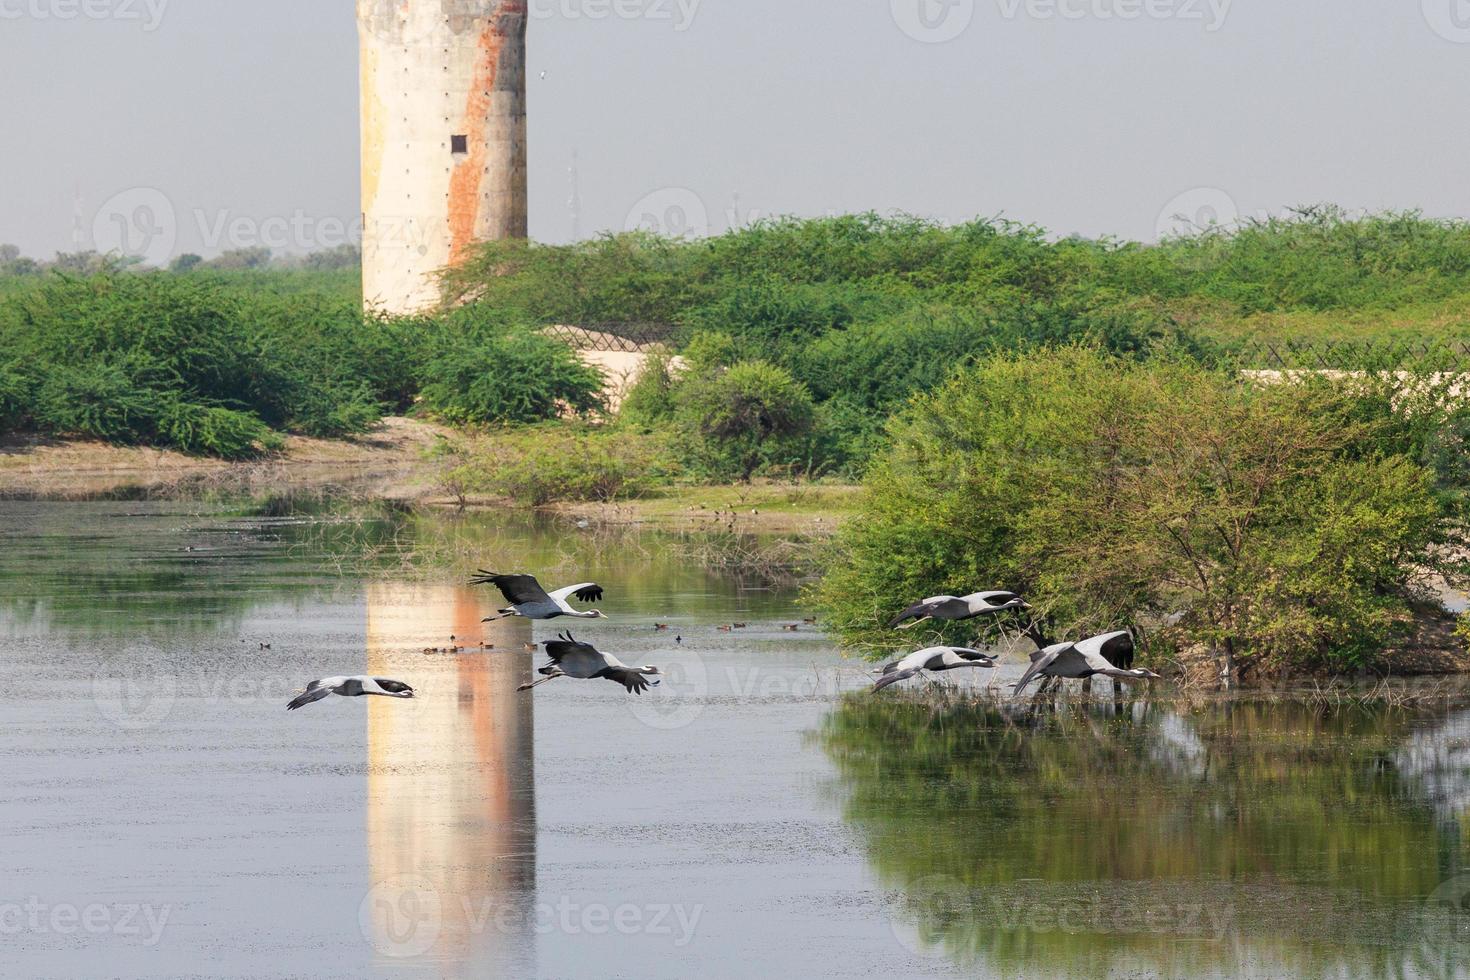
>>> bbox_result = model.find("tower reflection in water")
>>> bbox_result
[361,583,537,973]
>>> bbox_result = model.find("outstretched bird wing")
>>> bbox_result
[549,582,604,605]
[888,596,965,627]
[597,667,653,694]
[1013,644,1074,694]
[872,666,924,692]
[470,572,553,606]
[286,683,335,711]
[542,631,606,669]
[1075,630,1134,672]
[947,648,995,665]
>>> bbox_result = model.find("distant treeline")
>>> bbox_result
[3,208,1470,470]
[0,243,362,279]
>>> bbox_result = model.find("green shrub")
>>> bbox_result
[0,272,397,454]
[30,358,157,442]
[618,354,677,428]
[154,397,282,458]
[442,427,668,505]
[416,310,604,425]
[815,347,1466,680]
[673,361,816,481]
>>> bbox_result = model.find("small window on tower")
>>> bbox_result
[451,135,468,155]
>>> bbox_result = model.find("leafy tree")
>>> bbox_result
[673,361,815,481]
[816,347,1468,682]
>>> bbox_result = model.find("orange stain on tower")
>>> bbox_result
[358,0,528,314]
[447,24,501,266]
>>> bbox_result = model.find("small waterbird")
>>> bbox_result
[871,647,997,692]
[518,632,663,695]
[1013,631,1161,695]
[471,571,607,622]
[890,591,1030,629]
[286,677,416,711]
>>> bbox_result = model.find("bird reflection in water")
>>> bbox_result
[362,583,537,971]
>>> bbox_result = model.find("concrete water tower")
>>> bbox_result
[357,0,528,314]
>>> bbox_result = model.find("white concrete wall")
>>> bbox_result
[358,0,528,315]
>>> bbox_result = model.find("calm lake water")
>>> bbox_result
[1,499,1468,979]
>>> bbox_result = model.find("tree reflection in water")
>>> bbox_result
[819,696,1470,978]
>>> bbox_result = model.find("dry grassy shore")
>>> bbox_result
[0,416,863,533]
[0,416,452,501]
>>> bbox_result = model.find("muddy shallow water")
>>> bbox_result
[1,500,1467,979]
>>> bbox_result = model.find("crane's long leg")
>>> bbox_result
[518,670,564,692]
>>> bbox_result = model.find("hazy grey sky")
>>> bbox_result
[2,0,1467,260]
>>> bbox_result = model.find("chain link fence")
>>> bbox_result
[543,322,678,353]
[1229,339,1470,372]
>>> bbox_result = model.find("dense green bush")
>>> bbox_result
[0,272,608,455]
[618,354,678,429]
[0,275,357,457]
[671,361,816,481]
[815,347,1469,680]
[415,307,605,424]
